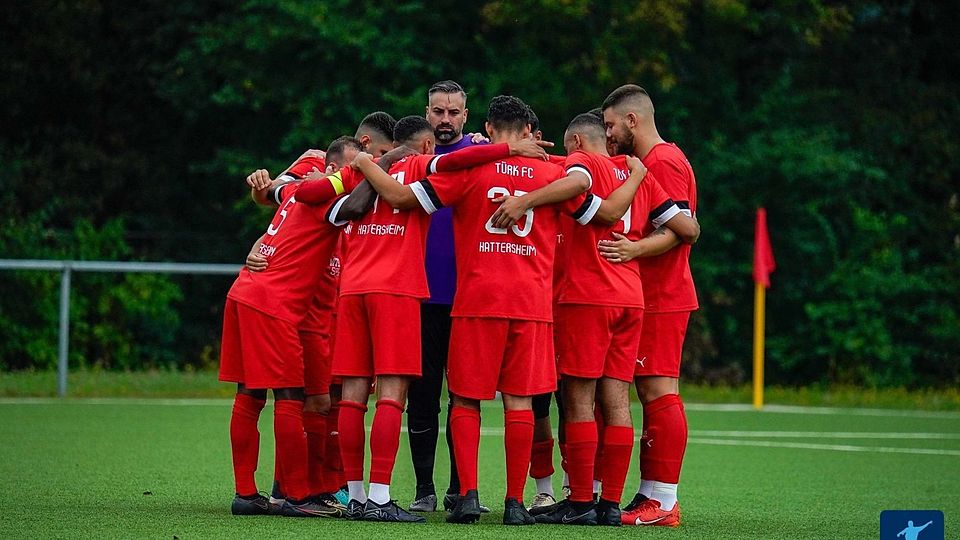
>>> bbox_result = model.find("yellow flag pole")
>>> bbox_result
[752,281,765,409]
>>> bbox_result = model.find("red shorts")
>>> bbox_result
[219,298,304,389]
[447,317,556,400]
[301,330,333,395]
[555,305,643,382]
[635,311,691,378]
[328,313,342,388]
[332,294,422,378]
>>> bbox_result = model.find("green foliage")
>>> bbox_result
[0,1,957,386]
[0,211,182,370]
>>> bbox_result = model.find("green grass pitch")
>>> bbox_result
[1,399,957,539]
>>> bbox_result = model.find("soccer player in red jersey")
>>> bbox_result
[241,119,398,510]
[219,145,368,518]
[244,136,364,512]
[330,115,550,522]
[522,104,566,511]
[600,84,701,527]
[488,113,699,526]
[352,95,598,526]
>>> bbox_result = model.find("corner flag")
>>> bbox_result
[753,208,776,288]
[753,208,775,409]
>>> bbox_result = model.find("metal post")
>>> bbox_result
[57,265,71,398]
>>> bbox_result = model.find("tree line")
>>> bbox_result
[0,0,957,387]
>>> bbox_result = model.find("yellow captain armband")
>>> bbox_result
[327,171,345,195]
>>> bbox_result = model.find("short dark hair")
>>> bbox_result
[428,80,466,99]
[356,111,397,142]
[565,113,606,143]
[587,107,603,120]
[527,105,540,133]
[487,95,530,133]
[601,84,651,112]
[325,136,362,166]
[393,115,434,146]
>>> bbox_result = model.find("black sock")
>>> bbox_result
[445,404,460,494]
[408,414,439,490]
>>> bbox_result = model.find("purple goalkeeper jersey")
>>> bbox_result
[426,134,487,304]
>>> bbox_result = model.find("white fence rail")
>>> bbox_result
[0,259,239,397]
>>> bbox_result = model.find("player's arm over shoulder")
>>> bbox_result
[352,152,421,210]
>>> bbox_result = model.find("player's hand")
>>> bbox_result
[508,138,554,161]
[245,251,268,272]
[598,232,640,263]
[470,132,490,144]
[246,169,273,191]
[351,152,373,169]
[490,195,529,228]
[303,166,326,181]
[626,155,647,178]
[376,145,418,172]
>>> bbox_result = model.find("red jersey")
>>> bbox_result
[547,154,567,166]
[227,173,359,324]
[300,244,342,332]
[280,153,337,331]
[335,143,518,298]
[280,155,326,183]
[556,151,678,308]
[638,143,699,312]
[338,154,441,298]
[413,156,589,322]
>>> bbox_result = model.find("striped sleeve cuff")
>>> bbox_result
[411,180,443,214]
[427,155,442,175]
[572,193,602,225]
[650,201,681,228]
[326,196,350,227]
[565,164,593,189]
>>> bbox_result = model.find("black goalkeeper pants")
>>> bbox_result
[406,303,459,495]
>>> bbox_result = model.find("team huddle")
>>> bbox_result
[219,81,700,527]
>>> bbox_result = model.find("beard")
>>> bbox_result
[435,124,460,144]
[612,129,634,156]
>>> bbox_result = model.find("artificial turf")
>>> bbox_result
[1,398,956,539]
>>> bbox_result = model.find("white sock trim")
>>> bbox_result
[650,481,678,509]
[638,479,655,498]
[347,480,367,503]
[535,476,554,496]
[368,482,391,505]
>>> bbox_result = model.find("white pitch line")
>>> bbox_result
[0,397,231,406]
[689,437,960,457]
[684,403,960,419]
[1,398,959,419]
[691,430,960,440]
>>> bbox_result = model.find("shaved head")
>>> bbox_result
[563,113,608,155]
[601,84,655,117]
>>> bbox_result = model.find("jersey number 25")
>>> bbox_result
[485,187,533,237]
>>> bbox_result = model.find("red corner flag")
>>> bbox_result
[753,208,776,288]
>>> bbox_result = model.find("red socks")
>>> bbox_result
[273,399,309,501]
[639,393,688,484]
[323,403,344,491]
[593,409,606,486]
[303,411,327,495]
[529,438,555,479]
[338,400,368,483]
[369,399,404,485]
[450,405,480,496]
[504,409,534,501]
[229,393,265,496]
[564,420,598,502]
[598,425,634,503]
